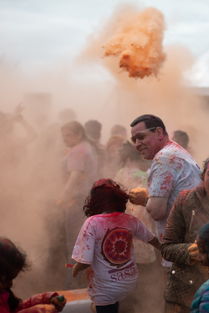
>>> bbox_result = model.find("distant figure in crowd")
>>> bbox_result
[0,105,36,167]
[104,135,125,178]
[85,120,102,144]
[0,105,36,237]
[0,237,66,313]
[129,114,201,242]
[191,223,209,313]
[72,179,160,313]
[59,121,98,287]
[58,107,77,124]
[85,120,105,177]
[110,124,127,141]
[161,158,209,313]
[172,130,190,150]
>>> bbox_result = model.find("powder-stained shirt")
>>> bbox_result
[148,140,201,240]
[72,212,154,305]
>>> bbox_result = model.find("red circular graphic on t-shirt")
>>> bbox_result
[102,228,132,266]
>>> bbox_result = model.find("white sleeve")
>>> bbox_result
[134,218,154,243]
[72,217,95,264]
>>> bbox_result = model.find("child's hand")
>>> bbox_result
[72,262,90,278]
[72,263,79,277]
[50,295,66,312]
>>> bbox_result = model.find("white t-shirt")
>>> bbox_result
[72,212,154,305]
[148,140,201,240]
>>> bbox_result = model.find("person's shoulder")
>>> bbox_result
[177,188,194,200]
[66,142,83,156]
[75,141,88,152]
[83,215,97,227]
[191,281,209,312]
[86,213,108,223]
[82,141,98,156]
[153,143,172,162]
[123,212,140,223]
[197,279,209,298]
[155,141,181,158]
[86,215,99,222]
[154,141,196,166]
[175,188,198,208]
[81,215,101,233]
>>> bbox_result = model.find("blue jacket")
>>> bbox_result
[191,280,209,313]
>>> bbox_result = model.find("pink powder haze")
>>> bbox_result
[0,3,208,303]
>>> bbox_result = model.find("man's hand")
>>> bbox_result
[129,187,148,206]
[188,243,201,264]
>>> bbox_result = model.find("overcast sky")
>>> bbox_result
[0,0,209,85]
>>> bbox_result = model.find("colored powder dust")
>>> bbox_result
[103,7,166,78]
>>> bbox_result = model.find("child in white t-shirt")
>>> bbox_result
[72,178,160,313]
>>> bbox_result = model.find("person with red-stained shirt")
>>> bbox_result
[130,114,201,243]
[0,237,66,313]
[72,179,160,313]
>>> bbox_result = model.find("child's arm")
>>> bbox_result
[72,262,90,277]
[148,236,161,250]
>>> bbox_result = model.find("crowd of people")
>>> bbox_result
[0,107,209,313]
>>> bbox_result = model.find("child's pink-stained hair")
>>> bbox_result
[83,178,129,217]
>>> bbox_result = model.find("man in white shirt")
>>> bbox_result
[130,114,201,240]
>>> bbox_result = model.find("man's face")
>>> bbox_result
[131,122,163,160]
[61,128,80,148]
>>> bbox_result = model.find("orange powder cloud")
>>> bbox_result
[103,7,166,78]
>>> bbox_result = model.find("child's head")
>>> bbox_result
[0,237,27,291]
[83,179,129,217]
[197,223,209,266]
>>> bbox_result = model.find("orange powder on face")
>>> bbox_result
[103,7,166,78]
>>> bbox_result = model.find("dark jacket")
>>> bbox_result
[161,185,209,308]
